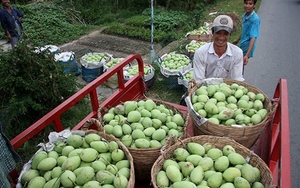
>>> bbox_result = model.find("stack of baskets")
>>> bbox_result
[151,135,273,188]
[156,52,192,89]
[185,78,275,148]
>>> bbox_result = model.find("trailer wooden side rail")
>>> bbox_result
[9,54,291,187]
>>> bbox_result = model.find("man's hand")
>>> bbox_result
[243,56,249,65]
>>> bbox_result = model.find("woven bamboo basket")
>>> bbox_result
[187,78,276,148]
[81,118,135,188]
[98,99,188,183]
[151,135,273,188]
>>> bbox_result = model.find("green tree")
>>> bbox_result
[0,41,81,139]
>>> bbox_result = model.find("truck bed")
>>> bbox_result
[9,54,291,187]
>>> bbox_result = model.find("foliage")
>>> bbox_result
[0,41,82,139]
[102,8,197,46]
[13,3,91,46]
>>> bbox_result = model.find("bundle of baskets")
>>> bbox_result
[18,118,135,188]
[151,135,273,188]
[97,98,189,183]
[185,78,275,148]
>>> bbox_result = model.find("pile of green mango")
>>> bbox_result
[124,64,152,77]
[161,53,191,71]
[191,82,268,126]
[105,58,124,69]
[82,53,110,63]
[188,26,211,35]
[186,42,206,53]
[20,133,132,188]
[102,99,185,149]
[183,69,193,81]
[155,142,265,188]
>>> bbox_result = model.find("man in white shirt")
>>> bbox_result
[193,15,244,84]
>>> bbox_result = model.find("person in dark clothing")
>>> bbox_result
[0,123,22,188]
[0,0,23,48]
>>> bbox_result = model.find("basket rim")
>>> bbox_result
[151,135,273,188]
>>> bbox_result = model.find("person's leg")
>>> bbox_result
[10,37,19,48]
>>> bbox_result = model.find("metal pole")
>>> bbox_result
[150,0,155,64]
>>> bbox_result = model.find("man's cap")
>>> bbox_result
[212,15,233,33]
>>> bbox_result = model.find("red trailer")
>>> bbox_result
[9,54,291,187]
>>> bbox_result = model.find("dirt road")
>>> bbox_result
[58,29,167,64]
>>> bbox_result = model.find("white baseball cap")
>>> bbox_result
[212,15,233,33]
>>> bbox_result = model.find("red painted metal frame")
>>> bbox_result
[9,53,291,187]
[10,54,146,150]
[268,78,291,188]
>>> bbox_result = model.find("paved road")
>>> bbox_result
[244,0,300,187]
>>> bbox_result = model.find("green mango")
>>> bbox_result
[166,165,183,183]
[60,170,76,187]
[31,151,48,170]
[90,140,109,153]
[190,166,204,185]
[62,156,81,171]
[187,142,205,156]
[228,152,246,166]
[207,172,223,188]
[214,156,229,172]
[223,167,241,182]
[66,134,83,148]
[43,178,60,188]
[113,174,128,188]
[27,176,46,188]
[170,181,197,188]
[95,170,115,184]
[234,176,251,188]
[241,163,256,183]
[37,157,57,171]
[156,170,169,187]
[79,148,99,162]
[173,148,190,161]
[75,166,95,185]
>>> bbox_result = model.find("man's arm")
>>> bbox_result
[243,37,256,65]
